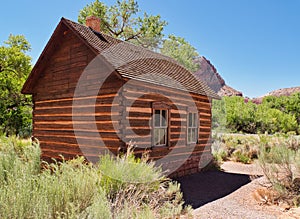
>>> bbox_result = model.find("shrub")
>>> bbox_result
[258,138,300,206]
[98,147,162,196]
[97,146,190,218]
[213,149,228,163]
[212,133,299,165]
[212,134,261,164]
[0,136,189,218]
[0,136,101,218]
[232,150,251,164]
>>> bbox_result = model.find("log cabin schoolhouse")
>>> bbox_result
[22,17,220,177]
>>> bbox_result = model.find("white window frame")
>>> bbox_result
[187,112,199,144]
[153,109,168,146]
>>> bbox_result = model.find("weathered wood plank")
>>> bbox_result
[37,135,121,147]
[35,127,119,133]
[34,115,120,122]
[35,121,118,130]
[35,105,122,115]
[123,81,210,102]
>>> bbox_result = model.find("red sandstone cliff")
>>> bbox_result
[194,56,243,97]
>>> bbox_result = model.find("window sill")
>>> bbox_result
[186,142,198,147]
[151,145,169,151]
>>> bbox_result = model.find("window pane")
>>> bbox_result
[154,110,160,127]
[188,113,197,128]
[161,110,167,126]
[192,113,195,127]
[188,113,193,127]
[153,109,168,146]
[153,128,158,145]
[159,128,166,145]
[164,128,167,144]
[188,127,198,143]
[193,128,197,142]
[192,128,195,142]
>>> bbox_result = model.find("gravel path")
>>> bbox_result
[193,177,281,219]
[177,161,300,219]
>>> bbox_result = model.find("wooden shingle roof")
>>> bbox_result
[23,17,220,99]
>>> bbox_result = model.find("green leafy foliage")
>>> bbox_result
[160,35,200,72]
[225,96,257,133]
[78,0,167,50]
[211,97,227,131]
[263,93,300,125]
[0,35,32,137]
[256,105,298,134]
[78,0,200,72]
[212,94,300,134]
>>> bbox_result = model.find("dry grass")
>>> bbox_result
[252,187,280,205]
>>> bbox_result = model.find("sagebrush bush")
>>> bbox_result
[212,133,300,164]
[0,137,101,218]
[258,137,300,206]
[0,136,189,218]
[212,148,228,163]
[212,134,261,163]
[98,147,162,196]
[98,145,190,218]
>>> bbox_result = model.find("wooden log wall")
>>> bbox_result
[32,29,123,162]
[31,23,213,176]
[120,80,213,176]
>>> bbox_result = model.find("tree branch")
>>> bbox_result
[115,9,129,37]
[133,36,151,48]
[103,21,119,36]
[125,31,142,41]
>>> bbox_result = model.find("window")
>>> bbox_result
[187,112,198,144]
[153,109,168,146]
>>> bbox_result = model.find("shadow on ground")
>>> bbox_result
[176,170,253,208]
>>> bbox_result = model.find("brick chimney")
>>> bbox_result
[86,16,101,32]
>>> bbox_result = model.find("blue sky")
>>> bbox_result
[1,0,299,97]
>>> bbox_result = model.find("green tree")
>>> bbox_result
[224,96,257,133]
[78,0,167,50]
[160,35,200,72]
[0,34,32,137]
[212,98,227,131]
[256,105,298,134]
[287,93,300,125]
[212,94,300,134]
[263,93,300,124]
[78,0,202,72]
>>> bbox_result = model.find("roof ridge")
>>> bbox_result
[61,17,185,67]
[28,17,220,99]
